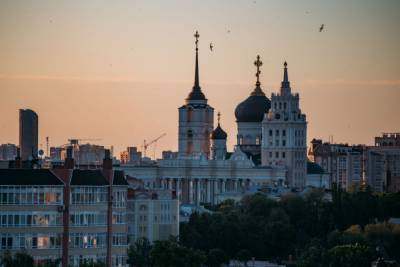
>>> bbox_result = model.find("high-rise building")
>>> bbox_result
[366,133,400,192]
[308,139,363,190]
[19,109,38,161]
[0,143,18,161]
[262,62,308,188]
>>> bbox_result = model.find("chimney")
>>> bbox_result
[103,149,113,170]
[64,146,75,169]
[15,147,22,168]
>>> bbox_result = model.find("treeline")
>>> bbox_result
[178,185,400,266]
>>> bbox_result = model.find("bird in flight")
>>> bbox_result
[319,24,324,32]
[210,43,214,51]
[227,29,231,34]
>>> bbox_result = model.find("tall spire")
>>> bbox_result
[217,111,221,126]
[194,30,200,88]
[281,61,291,90]
[251,55,265,96]
[186,30,206,102]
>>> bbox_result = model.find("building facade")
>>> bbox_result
[126,188,179,244]
[0,144,18,161]
[308,139,363,190]
[261,62,307,188]
[365,133,400,192]
[0,151,129,267]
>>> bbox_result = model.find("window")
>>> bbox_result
[269,152,272,158]
[275,140,279,146]
[187,130,193,138]
[282,130,286,136]
[276,129,279,136]
[282,140,286,147]
[269,130,273,137]
[284,102,287,110]
[275,152,279,158]
[282,152,286,158]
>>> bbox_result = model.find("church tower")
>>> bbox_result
[261,62,307,188]
[178,31,214,159]
[211,112,227,160]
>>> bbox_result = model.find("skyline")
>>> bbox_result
[1,0,399,157]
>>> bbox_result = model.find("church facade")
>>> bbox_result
[120,31,307,205]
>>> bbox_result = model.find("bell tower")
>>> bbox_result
[178,31,214,159]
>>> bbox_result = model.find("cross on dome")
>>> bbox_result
[254,55,263,87]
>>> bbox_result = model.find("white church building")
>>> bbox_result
[120,31,308,205]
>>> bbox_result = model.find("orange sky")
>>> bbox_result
[1,0,399,158]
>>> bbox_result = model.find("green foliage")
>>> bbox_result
[150,238,206,267]
[127,237,152,267]
[1,251,34,267]
[206,248,228,267]
[79,259,105,267]
[36,258,61,267]
[326,243,375,267]
[236,249,252,266]
[180,188,400,265]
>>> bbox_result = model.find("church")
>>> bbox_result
[120,31,308,205]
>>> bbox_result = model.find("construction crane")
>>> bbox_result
[142,133,166,159]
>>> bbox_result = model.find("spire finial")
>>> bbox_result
[281,60,291,93]
[254,55,263,87]
[194,31,200,51]
[217,112,221,126]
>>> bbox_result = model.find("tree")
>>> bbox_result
[36,258,61,267]
[326,244,375,267]
[297,245,326,267]
[206,248,228,267]
[79,259,106,267]
[127,237,152,267]
[1,251,34,267]
[151,238,205,267]
[236,249,251,267]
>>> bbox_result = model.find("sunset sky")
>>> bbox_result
[1,0,399,158]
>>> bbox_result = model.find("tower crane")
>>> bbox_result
[142,133,166,159]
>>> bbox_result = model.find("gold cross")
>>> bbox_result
[254,55,263,84]
[194,31,200,49]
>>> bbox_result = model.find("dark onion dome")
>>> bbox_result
[235,86,271,123]
[211,125,227,140]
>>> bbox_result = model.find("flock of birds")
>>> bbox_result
[207,24,325,52]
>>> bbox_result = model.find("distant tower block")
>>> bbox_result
[178,31,214,159]
[19,109,39,161]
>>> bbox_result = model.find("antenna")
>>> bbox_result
[46,136,49,157]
